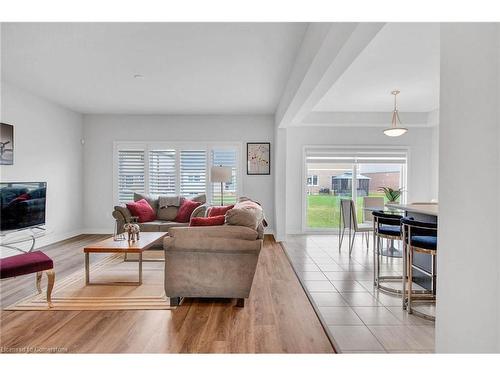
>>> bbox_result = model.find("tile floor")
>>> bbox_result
[283,234,435,353]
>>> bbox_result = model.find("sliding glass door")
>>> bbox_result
[356,162,405,223]
[304,148,407,231]
[306,162,353,228]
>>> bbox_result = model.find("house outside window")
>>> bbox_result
[307,175,318,186]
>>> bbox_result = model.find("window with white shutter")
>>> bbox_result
[180,150,207,198]
[149,149,176,195]
[211,148,238,205]
[115,143,240,204]
[117,150,145,203]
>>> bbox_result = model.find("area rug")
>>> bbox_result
[4,251,173,311]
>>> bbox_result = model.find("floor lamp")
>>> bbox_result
[210,166,232,205]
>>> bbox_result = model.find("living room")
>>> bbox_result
[1,0,500,371]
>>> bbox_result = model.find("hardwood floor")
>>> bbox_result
[0,234,334,353]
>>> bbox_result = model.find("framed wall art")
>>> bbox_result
[247,142,270,175]
[0,123,14,165]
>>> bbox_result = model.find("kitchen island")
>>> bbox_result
[386,202,438,290]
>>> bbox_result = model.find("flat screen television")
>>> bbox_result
[0,182,47,232]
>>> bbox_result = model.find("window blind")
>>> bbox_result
[117,150,145,203]
[149,149,176,195]
[115,143,240,204]
[211,149,237,204]
[180,150,207,197]
[305,147,408,164]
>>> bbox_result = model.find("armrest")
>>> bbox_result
[112,205,132,223]
[190,203,208,219]
[168,225,259,241]
[164,236,262,255]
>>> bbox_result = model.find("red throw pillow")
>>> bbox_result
[174,199,202,223]
[190,215,226,227]
[207,204,234,217]
[126,199,156,223]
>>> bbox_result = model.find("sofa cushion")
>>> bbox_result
[164,236,261,255]
[157,195,185,221]
[168,225,258,241]
[158,221,188,231]
[225,208,262,230]
[157,206,179,221]
[207,204,234,217]
[138,220,187,232]
[126,199,157,223]
[134,192,159,211]
[225,198,264,230]
[138,221,161,232]
[0,251,53,279]
[191,193,206,204]
[190,215,225,227]
[174,199,202,223]
[159,195,182,208]
[238,197,268,227]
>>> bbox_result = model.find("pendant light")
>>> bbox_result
[383,90,408,137]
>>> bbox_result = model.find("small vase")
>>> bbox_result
[113,220,126,241]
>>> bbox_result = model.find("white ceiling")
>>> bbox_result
[313,23,440,113]
[1,23,307,114]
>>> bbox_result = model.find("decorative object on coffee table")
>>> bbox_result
[247,142,270,175]
[113,219,126,241]
[123,223,140,242]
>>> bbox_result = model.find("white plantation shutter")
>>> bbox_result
[180,150,207,197]
[149,149,176,195]
[211,149,238,204]
[115,144,240,204]
[117,150,145,203]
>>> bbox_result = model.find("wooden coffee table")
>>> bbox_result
[83,232,167,285]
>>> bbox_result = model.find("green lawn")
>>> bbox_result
[306,194,387,228]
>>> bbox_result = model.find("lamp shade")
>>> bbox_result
[383,127,408,137]
[211,166,232,183]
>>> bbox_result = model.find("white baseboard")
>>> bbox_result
[264,227,275,237]
[81,228,113,234]
[34,229,84,250]
[285,230,303,235]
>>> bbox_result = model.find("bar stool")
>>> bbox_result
[372,210,403,294]
[401,217,437,321]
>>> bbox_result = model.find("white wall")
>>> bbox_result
[273,126,287,241]
[82,114,274,232]
[285,126,438,233]
[0,82,84,245]
[430,125,439,200]
[436,23,499,353]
